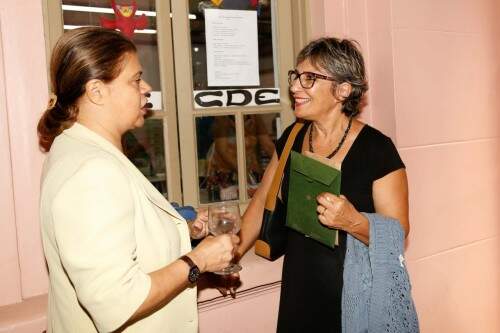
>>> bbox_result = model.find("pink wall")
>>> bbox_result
[312,0,500,332]
[0,18,22,307]
[197,254,283,332]
[0,0,48,306]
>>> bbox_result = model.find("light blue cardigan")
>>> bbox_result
[342,213,420,333]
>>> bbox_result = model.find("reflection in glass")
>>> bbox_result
[196,114,280,202]
[244,114,279,198]
[123,119,167,196]
[196,116,239,203]
[189,0,276,90]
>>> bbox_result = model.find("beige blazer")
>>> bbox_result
[40,123,197,333]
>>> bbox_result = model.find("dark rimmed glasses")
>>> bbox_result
[288,70,336,89]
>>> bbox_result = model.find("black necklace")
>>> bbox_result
[309,116,353,159]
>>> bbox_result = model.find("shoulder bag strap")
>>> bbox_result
[264,122,305,210]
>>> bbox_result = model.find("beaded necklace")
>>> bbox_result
[308,116,353,159]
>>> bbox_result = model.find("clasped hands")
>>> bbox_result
[188,209,240,298]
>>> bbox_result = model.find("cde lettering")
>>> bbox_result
[194,90,224,108]
[227,90,252,106]
[194,88,280,108]
[255,89,280,105]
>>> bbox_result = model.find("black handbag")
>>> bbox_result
[255,122,304,261]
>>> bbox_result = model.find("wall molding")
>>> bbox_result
[198,281,281,312]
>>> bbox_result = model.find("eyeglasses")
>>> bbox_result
[288,70,336,89]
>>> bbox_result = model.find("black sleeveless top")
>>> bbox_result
[275,122,405,332]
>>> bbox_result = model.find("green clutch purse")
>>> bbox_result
[286,151,341,248]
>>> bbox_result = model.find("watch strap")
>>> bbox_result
[180,255,196,268]
[180,255,200,283]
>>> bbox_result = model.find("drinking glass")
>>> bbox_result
[208,202,242,275]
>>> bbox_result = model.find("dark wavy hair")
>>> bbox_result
[37,27,136,152]
[296,37,368,116]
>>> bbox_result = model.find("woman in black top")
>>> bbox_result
[237,37,409,332]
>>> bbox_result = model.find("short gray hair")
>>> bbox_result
[297,37,368,116]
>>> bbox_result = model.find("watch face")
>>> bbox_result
[188,266,201,283]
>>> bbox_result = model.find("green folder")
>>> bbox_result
[286,151,341,248]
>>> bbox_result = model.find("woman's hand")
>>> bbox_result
[316,192,367,232]
[189,234,240,273]
[189,209,208,239]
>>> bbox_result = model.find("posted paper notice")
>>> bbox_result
[205,9,260,87]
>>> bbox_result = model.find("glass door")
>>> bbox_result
[171,0,296,206]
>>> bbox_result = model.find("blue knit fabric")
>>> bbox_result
[342,213,419,333]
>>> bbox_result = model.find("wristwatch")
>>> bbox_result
[179,255,200,284]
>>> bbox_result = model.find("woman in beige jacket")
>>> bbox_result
[38,27,238,333]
